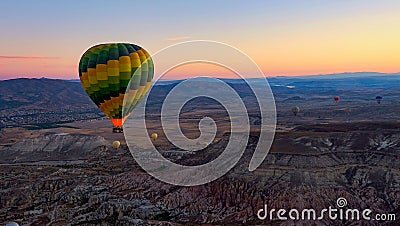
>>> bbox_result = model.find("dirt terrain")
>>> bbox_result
[0,120,399,225]
[1,74,400,225]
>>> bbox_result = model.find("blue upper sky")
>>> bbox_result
[0,0,399,79]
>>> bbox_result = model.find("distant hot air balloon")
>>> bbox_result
[334,96,340,103]
[6,222,19,226]
[376,96,383,104]
[112,140,121,149]
[79,43,154,133]
[151,133,158,141]
[292,106,300,116]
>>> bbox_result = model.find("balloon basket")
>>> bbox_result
[113,127,123,133]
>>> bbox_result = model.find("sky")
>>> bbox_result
[0,0,399,79]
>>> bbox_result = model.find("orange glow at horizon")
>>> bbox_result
[160,62,240,80]
[0,57,78,79]
[1,46,399,79]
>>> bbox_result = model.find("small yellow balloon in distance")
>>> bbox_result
[292,106,300,116]
[112,140,121,149]
[151,133,158,141]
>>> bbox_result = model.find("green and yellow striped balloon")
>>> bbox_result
[78,43,154,128]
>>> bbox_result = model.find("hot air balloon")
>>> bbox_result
[334,96,340,103]
[292,106,300,116]
[151,133,158,141]
[79,43,154,133]
[376,96,383,104]
[6,222,19,226]
[112,140,121,149]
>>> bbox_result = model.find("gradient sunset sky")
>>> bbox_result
[0,0,399,79]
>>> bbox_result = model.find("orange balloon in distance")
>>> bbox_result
[334,96,340,103]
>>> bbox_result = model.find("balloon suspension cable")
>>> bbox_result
[113,126,123,133]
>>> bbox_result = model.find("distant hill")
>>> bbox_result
[1,73,400,128]
[0,78,92,111]
[1,73,400,111]
[265,72,400,89]
[157,72,400,90]
[0,79,101,128]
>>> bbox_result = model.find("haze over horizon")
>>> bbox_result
[1,0,399,79]
[1,71,400,82]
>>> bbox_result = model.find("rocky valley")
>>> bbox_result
[0,122,399,225]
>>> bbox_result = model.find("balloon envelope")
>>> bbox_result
[376,96,383,104]
[151,133,158,141]
[334,96,340,103]
[79,43,154,128]
[112,141,121,149]
[6,223,19,226]
[292,106,300,116]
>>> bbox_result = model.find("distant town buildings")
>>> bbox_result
[0,105,104,128]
